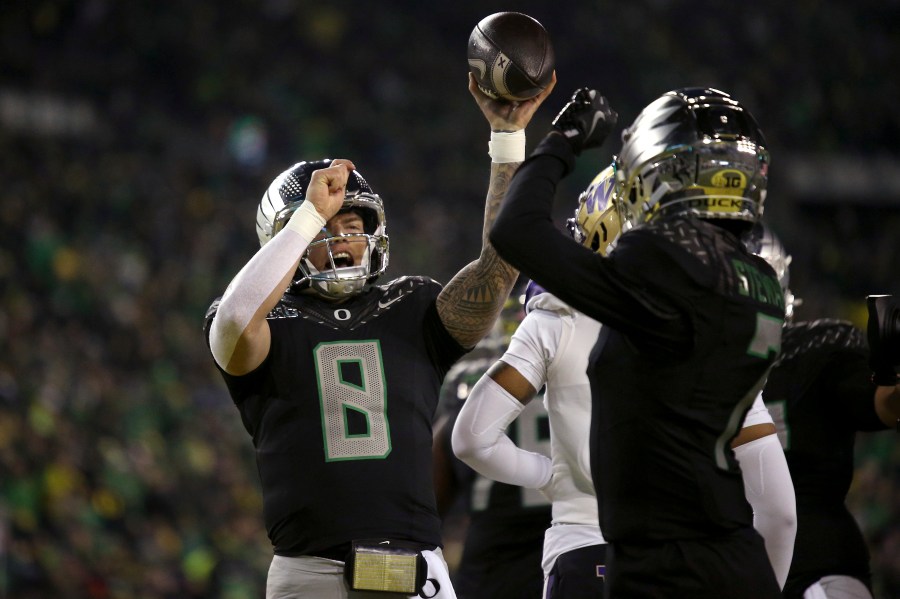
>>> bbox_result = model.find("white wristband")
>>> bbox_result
[284,200,327,241]
[488,129,526,163]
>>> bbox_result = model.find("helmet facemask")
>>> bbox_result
[275,195,388,300]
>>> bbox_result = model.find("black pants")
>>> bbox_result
[606,527,781,599]
[545,544,607,599]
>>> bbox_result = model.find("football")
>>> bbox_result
[467,12,555,102]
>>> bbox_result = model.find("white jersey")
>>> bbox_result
[500,292,775,576]
[499,292,604,575]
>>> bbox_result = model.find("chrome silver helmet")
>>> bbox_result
[257,159,389,300]
[615,87,769,228]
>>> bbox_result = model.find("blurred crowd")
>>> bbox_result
[1,1,898,597]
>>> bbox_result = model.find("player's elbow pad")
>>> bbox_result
[451,376,522,458]
[736,434,797,527]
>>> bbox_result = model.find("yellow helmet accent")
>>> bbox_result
[569,164,624,256]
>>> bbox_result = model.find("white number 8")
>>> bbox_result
[314,340,392,461]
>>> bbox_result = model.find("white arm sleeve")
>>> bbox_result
[451,374,552,489]
[209,201,324,369]
[734,433,797,590]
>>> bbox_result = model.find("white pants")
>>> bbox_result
[266,549,456,599]
[803,575,873,599]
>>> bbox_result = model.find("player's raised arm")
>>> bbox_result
[208,160,352,375]
[436,72,556,349]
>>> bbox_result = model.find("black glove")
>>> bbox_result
[551,88,618,155]
[866,294,900,386]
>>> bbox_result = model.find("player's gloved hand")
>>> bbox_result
[551,88,618,155]
[866,294,900,386]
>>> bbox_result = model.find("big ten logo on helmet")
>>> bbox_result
[732,259,785,310]
[697,169,747,200]
[693,167,752,214]
[711,169,747,189]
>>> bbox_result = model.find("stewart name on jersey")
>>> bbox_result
[205,276,467,557]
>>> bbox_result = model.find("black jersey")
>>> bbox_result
[205,276,467,556]
[762,319,885,598]
[437,356,552,599]
[490,134,785,543]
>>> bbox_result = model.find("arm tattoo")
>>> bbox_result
[438,162,520,348]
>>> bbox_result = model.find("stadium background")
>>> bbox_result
[1,1,898,597]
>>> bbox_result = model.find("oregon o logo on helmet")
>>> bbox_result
[711,170,747,188]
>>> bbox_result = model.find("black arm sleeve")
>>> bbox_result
[490,133,691,353]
